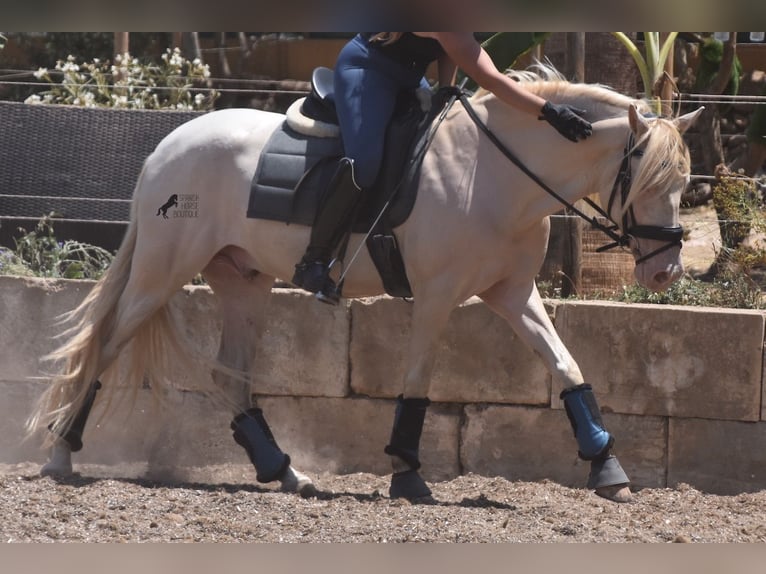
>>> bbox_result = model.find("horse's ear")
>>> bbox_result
[628,104,651,138]
[673,106,705,135]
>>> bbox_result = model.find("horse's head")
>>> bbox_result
[604,104,704,292]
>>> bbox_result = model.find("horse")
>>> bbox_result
[26,66,702,504]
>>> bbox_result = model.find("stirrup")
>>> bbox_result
[292,260,329,293]
[315,282,341,305]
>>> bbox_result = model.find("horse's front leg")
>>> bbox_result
[385,296,456,501]
[480,279,631,503]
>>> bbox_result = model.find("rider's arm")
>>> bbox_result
[414,32,546,116]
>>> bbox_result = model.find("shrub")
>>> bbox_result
[0,215,114,280]
[24,48,218,110]
[616,273,764,309]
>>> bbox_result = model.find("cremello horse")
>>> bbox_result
[28,68,702,503]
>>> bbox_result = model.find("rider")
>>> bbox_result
[291,32,593,304]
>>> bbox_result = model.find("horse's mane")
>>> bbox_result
[471,62,652,121]
[472,63,691,216]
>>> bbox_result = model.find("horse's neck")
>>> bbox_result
[438,98,630,225]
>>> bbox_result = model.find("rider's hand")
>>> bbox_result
[539,101,592,142]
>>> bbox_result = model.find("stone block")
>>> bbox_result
[350,296,551,404]
[0,277,91,382]
[258,396,461,481]
[554,301,763,421]
[152,287,351,399]
[669,417,766,495]
[76,387,243,471]
[0,381,49,464]
[252,289,350,398]
[461,404,666,489]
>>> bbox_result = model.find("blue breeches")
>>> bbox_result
[333,35,425,188]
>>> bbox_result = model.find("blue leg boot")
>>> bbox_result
[560,384,630,491]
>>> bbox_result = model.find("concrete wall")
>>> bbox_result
[1,276,765,495]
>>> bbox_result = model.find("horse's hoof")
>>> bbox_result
[281,466,317,498]
[389,470,432,501]
[40,460,73,477]
[595,483,632,503]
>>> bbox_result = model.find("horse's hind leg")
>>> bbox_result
[41,267,190,476]
[479,279,631,503]
[203,252,315,497]
[385,295,457,501]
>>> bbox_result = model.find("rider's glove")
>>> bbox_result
[539,101,592,142]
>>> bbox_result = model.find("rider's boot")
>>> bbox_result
[291,157,361,305]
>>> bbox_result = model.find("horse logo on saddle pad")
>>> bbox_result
[247,67,453,298]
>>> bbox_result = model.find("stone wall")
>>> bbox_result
[1,276,765,495]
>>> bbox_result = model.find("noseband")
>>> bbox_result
[456,92,684,265]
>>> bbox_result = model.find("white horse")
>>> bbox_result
[27,67,702,504]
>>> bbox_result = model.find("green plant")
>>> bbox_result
[712,169,762,249]
[452,33,549,90]
[612,32,678,115]
[0,215,114,279]
[617,273,764,309]
[25,48,218,110]
[694,36,742,97]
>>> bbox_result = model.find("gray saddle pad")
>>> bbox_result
[246,123,343,226]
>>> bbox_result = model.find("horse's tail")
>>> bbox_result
[25,164,189,448]
[27,162,244,449]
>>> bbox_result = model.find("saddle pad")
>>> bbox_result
[247,107,427,232]
[246,122,343,226]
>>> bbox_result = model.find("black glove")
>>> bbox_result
[539,101,592,142]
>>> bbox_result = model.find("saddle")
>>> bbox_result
[247,67,453,298]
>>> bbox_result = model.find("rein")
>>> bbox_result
[457,92,684,264]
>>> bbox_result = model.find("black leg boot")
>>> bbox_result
[292,157,361,304]
[48,380,102,452]
[384,395,433,500]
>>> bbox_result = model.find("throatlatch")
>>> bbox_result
[384,395,430,470]
[560,384,613,461]
[49,380,102,452]
[231,407,291,483]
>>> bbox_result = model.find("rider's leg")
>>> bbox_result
[292,52,401,302]
[291,157,362,301]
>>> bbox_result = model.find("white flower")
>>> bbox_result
[33,67,48,79]
[25,94,42,104]
[194,93,204,106]
[111,94,128,107]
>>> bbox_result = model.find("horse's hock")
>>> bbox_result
[2,275,766,496]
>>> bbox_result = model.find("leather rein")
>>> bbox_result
[455,92,684,265]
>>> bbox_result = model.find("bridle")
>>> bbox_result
[456,91,684,265]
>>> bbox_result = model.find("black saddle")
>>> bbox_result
[299,67,338,124]
[247,67,456,297]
